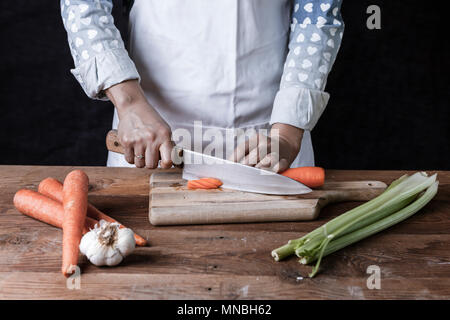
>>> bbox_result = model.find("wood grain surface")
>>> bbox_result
[0,166,449,299]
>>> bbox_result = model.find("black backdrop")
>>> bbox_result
[0,1,448,170]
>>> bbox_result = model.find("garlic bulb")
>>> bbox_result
[79,220,136,266]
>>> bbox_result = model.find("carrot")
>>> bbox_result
[84,202,147,246]
[61,170,89,277]
[38,177,147,246]
[13,189,97,234]
[281,167,325,188]
[38,178,64,202]
[187,178,223,190]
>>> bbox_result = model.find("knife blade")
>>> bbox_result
[181,149,312,195]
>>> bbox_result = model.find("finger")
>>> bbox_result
[134,144,146,168]
[124,145,135,164]
[159,140,174,169]
[145,142,159,169]
[241,137,270,166]
[255,153,289,173]
[272,158,290,173]
[228,132,261,162]
[240,148,256,166]
[228,138,249,163]
[255,152,279,170]
[255,153,275,169]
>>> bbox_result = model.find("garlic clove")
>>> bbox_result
[79,230,97,256]
[105,253,124,266]
[104,244,119,259]
[86,241,109,266]
[89,253,107,266]
[116,228,136,257]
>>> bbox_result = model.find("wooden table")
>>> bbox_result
[0,166,449,299]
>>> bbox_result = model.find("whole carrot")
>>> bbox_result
[62,170,89,277]
[39,177,147,246]
[13,189,97,234]
[281,167,325,188]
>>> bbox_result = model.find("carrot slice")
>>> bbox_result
[61,170,89,277]
[281,167,325,188]
[13,189,97,234]
[187,178,223,190]
[39,177,147,246]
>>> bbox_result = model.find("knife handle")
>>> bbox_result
[106,129,184,165]
[106,129,125,154]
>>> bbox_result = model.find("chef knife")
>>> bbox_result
[106,129,312,195]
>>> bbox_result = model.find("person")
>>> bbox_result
[61,0,344,172]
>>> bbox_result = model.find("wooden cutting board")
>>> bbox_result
[149,172,387,225]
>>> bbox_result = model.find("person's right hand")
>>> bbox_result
[106,80,174,169]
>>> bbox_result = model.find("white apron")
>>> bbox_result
[107,0,314,167]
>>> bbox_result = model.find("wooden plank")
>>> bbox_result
[0,165,158,203]
[2,196,449,235]
[0,272,448,299]
[1,166,448,201]
[2,195,450,235]
[1,224,449,280]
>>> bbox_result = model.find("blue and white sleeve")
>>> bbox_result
[60,0,140,100]
[271,0,344,130]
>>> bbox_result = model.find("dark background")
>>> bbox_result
[0,1,448,170]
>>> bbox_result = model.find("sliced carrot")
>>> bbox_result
[39,177,147,246]
[281,166,325,188]
[13,189,97,234]
[62,170,89,277]
[187,178,223,190]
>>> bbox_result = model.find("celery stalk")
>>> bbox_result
[294,193,417,258]
[321,173,436,241]
[288,173,434,259]
[298,174,437,275]
[271,174,411,261]
[271,172,439,278]
[271,175,409,261]
[302,181,438,266]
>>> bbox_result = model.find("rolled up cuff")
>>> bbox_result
[70,48,140,101]
[270,87,330,131]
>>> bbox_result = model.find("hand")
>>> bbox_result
[106,80,174,169]
[229,123,304,173]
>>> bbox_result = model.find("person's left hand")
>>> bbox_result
[229,123,304,173]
